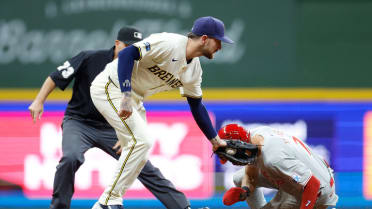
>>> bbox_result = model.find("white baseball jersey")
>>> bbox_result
[96,32,203,100]
[250,126,338,205]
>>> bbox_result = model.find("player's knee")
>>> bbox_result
[134,138,152,153]
[141,139,152,151]
[233,171,243,187]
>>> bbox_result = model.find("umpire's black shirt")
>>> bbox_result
[50,47,115,126]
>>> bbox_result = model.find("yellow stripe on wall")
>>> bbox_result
[1,88,372,101]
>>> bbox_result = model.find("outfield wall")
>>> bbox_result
[1,0,371,88]
[1,96,372,208]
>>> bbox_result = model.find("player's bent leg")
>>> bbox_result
[98,115,151,205]
[92,90,152,205]
[138,160,190,209]
[231,168,267,209]
[98,134,151,205]
[97,103,190,209]
[232,167,245,187]
[95,120,192,209]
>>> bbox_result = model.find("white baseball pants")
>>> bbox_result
[90,77,152,205]
[233,167,338,209]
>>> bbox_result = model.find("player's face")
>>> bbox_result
[114,40,129,58]
[115,40,127,52]
[202,37,222,59]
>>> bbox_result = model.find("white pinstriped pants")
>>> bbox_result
[90,78,152,205]
[233,167,337,209]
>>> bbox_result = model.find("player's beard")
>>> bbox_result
[202,48,214,59]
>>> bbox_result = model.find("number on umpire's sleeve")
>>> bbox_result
[57,61,75,79]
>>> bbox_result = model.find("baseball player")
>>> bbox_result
[28,26,196,209]
[218,124,338,209]
[90,16,232,209]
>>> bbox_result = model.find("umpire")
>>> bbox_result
[29,26,192,209]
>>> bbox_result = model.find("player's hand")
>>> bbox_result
[211,135,228,164]
[223,187,249,206]
[210,135,227,152]
[112,141,123,155]
[28,100,44,123]
[118,92,133,120]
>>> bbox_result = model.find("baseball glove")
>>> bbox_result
[214,140,259,166]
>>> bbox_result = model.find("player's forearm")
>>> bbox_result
[186,97,217,139]
[242,165,258,193]
[34,76,56,104]
[118,45,140,92]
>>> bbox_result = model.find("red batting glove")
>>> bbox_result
[223,187,247,206]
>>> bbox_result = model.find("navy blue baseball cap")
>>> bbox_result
[191,16,234,44]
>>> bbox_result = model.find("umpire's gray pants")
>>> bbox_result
[50,116,189,209]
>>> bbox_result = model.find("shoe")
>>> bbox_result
[92,201,124,209]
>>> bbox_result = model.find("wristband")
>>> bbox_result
[123,91,132,97]
[240,186,250,200]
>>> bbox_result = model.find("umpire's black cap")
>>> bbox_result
[117,26,143,45]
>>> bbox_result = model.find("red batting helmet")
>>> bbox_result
[218,124,251,143]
